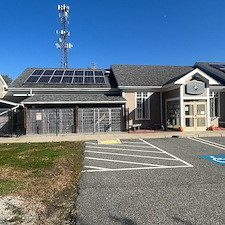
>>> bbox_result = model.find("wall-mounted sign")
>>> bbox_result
[36,112,42,121]
[186,81,205,95]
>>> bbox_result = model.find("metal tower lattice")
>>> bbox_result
[55,4,73,68]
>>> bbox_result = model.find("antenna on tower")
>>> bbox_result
[55,4,73,68]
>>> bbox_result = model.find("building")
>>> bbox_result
[1,62,225,135]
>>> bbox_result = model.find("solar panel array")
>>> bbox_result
[25,69,106,84]
[210,64,225,72]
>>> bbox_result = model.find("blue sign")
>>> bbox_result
[199,155,225,165]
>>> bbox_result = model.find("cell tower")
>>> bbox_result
[55,4,73,68]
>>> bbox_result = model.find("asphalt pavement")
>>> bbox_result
[75,137,225,225]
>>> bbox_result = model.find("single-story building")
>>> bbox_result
[1,62,225,135]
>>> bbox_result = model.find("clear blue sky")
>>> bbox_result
[1,0,225,80]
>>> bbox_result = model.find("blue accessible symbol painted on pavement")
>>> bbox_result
[199,155,225,165]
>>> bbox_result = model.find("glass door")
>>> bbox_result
[184,101,206,130]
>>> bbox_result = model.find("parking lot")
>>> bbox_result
[76,137,225,225]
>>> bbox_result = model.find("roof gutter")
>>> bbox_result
[118,86,162,91]
[8,87,111,92]
[22,100,127,105]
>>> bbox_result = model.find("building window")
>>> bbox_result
[210,92,219,118]
[167,100,180,128]
[135,92,150,120]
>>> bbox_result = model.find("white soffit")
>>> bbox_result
[174,68,219,85]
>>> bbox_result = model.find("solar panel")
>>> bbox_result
[61,77,73,83]
[64,70,74,76]
[75,71,83,76]
[95,77,105,84]
[210,64,225,71]
[32,70,44,75]
[95,71,104,76]
[84,77,94,84]
[85,71,93,76]
[54,70,64,75]
[43,70,54,75]
[26,76,40,83]
[25,69,106,84]
[38,76,51,83]
[49,77,61,83]
[73,77,83,83]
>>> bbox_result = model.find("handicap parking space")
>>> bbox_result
[188,137,225,166]
[77,137,225,225]
[83,138,193,172]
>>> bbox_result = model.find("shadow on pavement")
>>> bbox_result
[109,215,138,225]
[172,216,195,225]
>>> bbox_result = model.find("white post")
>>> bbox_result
[180,85,184,127]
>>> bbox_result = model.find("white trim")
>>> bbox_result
[8,87,111,92]
[162,84,180,92]
[134,91,150,120]
[118,86,162,92]
[174,68,219,85]
[22,101,127,105]
[218,92,221,118]
[13,94,33,97]
[183,96,208,100]
[180,85,184,127]
[0,99,20,106]
[118,86,162,89]
[206,87,210,127]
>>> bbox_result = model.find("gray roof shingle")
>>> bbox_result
[22,94,126,104]
[111,65,194,86]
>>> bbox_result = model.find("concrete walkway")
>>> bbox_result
[0,130,225,143]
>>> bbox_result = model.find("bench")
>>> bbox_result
[129,124,142,130]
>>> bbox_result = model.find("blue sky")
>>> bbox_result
[1,0,225,80]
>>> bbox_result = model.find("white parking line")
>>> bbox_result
[189,137,225,151]
[83,165,192,173]
[86,150,178,160]
[84,139,193,173]
[86,142,98,145]
[85,145,163,154]
[122,141,147,145]
[84,165,109,171]
[85,156,168,167]
[140,139,193,167]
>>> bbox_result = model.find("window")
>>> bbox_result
[135,92,150,120]
[210,92,219,118]
[167,100,180,127]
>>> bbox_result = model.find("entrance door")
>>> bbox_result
[184,101,207,130]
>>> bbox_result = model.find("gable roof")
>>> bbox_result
[111,65,194,87]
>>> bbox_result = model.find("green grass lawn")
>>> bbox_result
[0,141,84,205]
